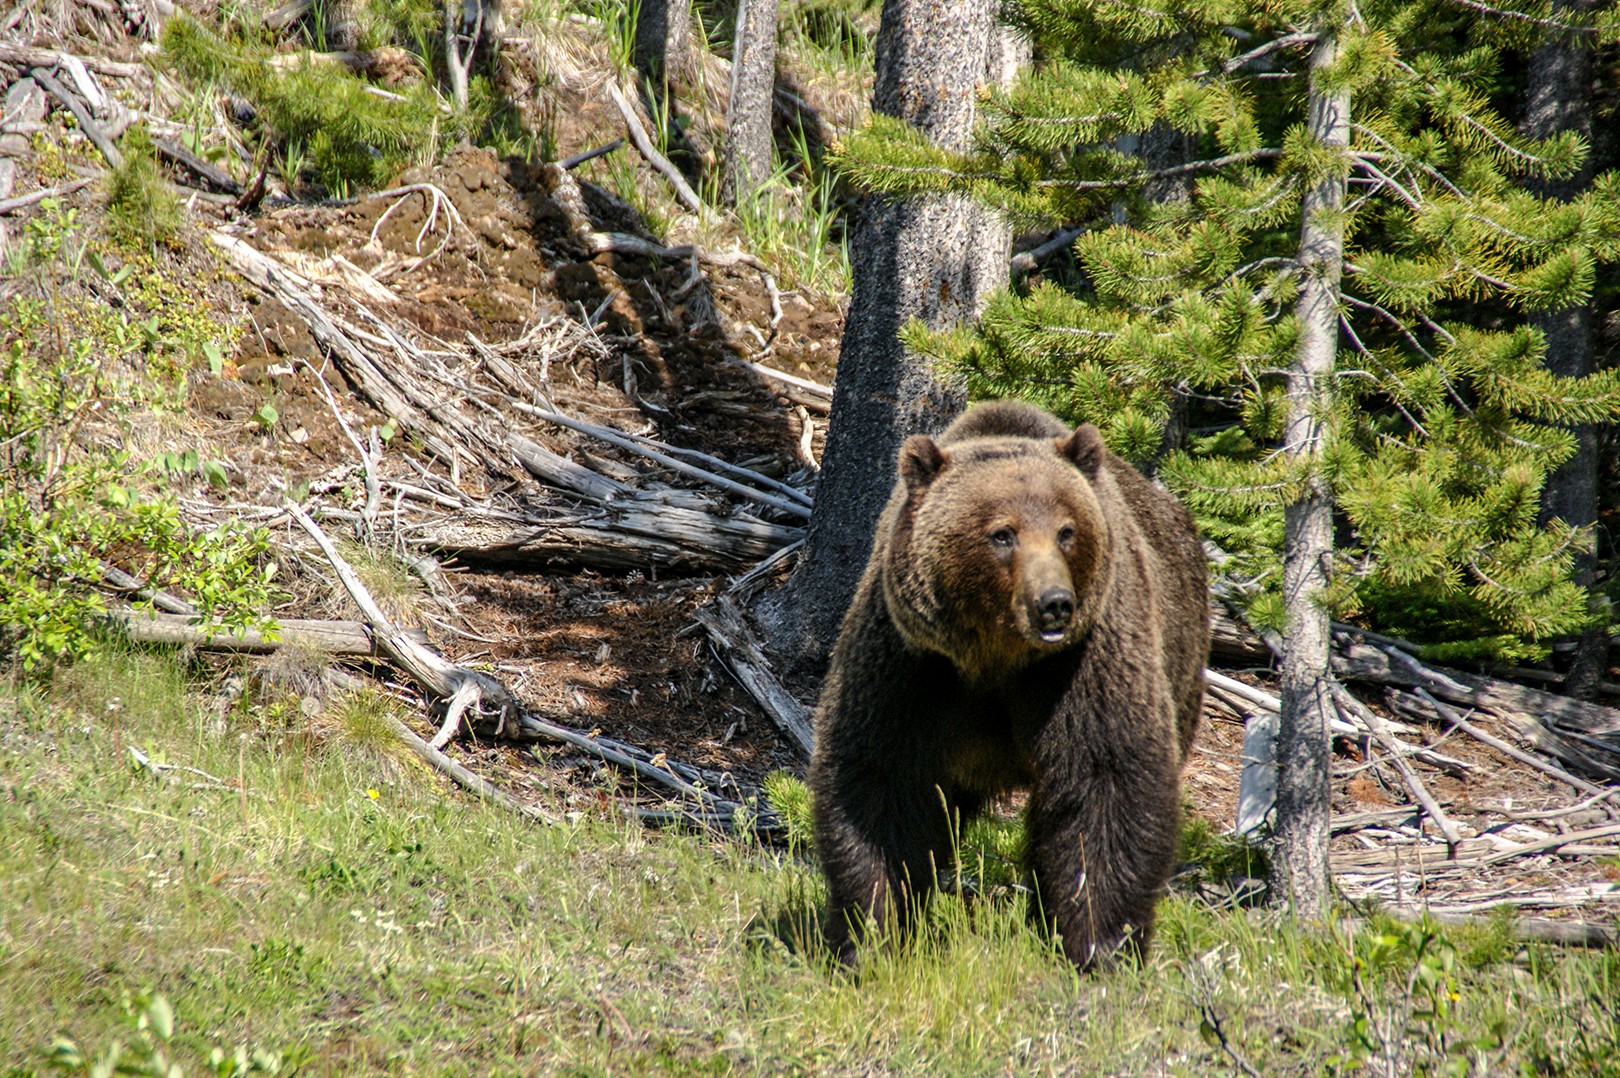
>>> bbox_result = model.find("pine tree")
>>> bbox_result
[836,0,1620,664]
[832,0,1620,909]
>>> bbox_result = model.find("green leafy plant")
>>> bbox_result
[1330,919,1513,1076]
[46,991,304,1077]
[0,224,279,673]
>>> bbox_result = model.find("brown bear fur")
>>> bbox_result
[808,400,1209,969]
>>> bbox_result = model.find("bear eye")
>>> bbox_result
[989,527,1017,548]
[1057,525,1076,548]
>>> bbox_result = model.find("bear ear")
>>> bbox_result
[1056,424,1105,477]
[899,435,949,494]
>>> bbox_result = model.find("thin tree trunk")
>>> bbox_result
[725,0,779,203]
[1523,0,1606,699]
[770,1,1025,662]
[1271,28,1349,919]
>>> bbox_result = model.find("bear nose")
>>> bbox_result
[1037,587,1075,632]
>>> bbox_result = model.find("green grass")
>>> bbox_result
[4,648,1619,1075]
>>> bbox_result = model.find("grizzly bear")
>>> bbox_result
[809,399,1208,970]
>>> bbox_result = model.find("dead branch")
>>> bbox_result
[514,400,810,519]
[744,360,831,399]
[1480,821,1620,866]
[110,609,403,657]
[557,139,623,170]
[694,595,815,756]
[386,705,557,824]
[1333,683,1462,855]
[0,176,96,215]
[0,44,146,78]
[1337,637,1620,779]
[210,233,466,466]
[286,499,523,726]
[607,81,708,219]
[30,67,122,167]
[1404,688,1617,804]
[152,135,241,194]
[100,562,196,614]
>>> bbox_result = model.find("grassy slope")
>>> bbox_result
[3,651,1618,1076]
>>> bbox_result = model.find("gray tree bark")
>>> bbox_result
[1523,0,1607,700]
[1271,29,1348,919]
[725,0,779,204]
[633,0,693,91]
[769,0,1025,662]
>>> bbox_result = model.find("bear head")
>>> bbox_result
[880,424,1114,684]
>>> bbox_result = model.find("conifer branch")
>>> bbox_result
[1337,313,1433,438]
[1342,293,1560,451]
[1040,148,1284,190]
[1351,155,1426,211]
[1438,0,1604,34]
[1214,31,1319,76]
[1389,59,1563,170]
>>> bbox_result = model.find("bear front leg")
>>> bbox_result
[813,758,956,963]
[1024,766,1181,970]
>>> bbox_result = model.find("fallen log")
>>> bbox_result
[410,505,796,573]
[695,595,815,757]
[110,609,420,657]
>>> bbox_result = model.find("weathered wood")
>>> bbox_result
[1338,638,1620,741]
[1481,821,1620,865]
[30,67,121,167]
[211,234,460,462]
[0,44,147,78]
[508,432,628,503]
[694,596,815,756]
[607,80,707,218]
[287,500,525,733]
[1333,683,1462,855]
[1377,907,1618,948]
[1399,688,1615,801]
[384,706,557,824]
[1235,706,1277,837]
[101,562,197,615]
[412,504,799,573]
[110,609,415,657]
[516,401,811,519]
[153,135,242,194]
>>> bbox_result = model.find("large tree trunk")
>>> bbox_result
[769,0,1025,662]
[1271,29,1349,919]
[1523,0,1607,699]
[724,0,779,204]
[633,0,693,90]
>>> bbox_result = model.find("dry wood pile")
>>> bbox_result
[1207,612,1620,938]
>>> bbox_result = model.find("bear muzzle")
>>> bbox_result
[1035,586,1076,641]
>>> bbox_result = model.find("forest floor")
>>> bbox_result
[3,3,1620,1073]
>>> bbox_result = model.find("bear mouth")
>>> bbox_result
[1038,628,1068,645]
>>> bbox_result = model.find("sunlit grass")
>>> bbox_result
[3,647,1618,1074]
